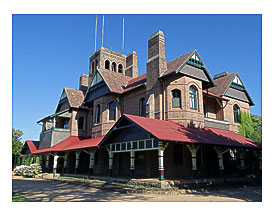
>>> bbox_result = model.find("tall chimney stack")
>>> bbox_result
[125,51,138,78]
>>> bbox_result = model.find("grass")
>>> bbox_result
[12,192,31,202]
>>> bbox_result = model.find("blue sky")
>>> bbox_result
[12,14,262,141]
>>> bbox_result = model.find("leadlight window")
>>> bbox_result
[78,117,84,129]
[171,89,181,108]
[108,101,116,121]
[89,112,93,129]
[118,64,123,73]
[233,104,240,123]
[105,60,110,70]
[139,98,146,116]
[95,104,101,124]
[112,62,117,72]
[189,86,198,110]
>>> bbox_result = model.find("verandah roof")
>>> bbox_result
[33,136,104,154]
[100,114,261,149]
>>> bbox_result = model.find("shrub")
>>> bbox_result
[13,164,42,177]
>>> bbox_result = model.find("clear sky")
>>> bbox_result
[12,14,262,141]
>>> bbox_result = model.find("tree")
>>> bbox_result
[238,112,262,144]
[12,128,24,157]
[251,114,262,144]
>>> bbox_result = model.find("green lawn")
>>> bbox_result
[12,192,31,202]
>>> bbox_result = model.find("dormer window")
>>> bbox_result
[105,60,110,70]
[112,62,117,72]
[118,64,123,73]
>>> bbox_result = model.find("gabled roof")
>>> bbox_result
[163,50,196,77]
[122,73,147,93]
[208,72,237,96]
[208,72,254,105]
[34,136,104,154]
[22,140,40,154]
[64,87,84,108]
[97,70,132,94]
[102,114,261,149]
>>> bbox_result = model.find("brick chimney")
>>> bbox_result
[146,30,167,90]
[125,51,138,78]
[146,30,167,120]
[79,74,89,94]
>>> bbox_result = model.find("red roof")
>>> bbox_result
[34,136,104,154]
[25,140,40,154]
[124,114,261,149]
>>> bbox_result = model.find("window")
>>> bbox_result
[112,62,117,72]
[171,89,181,108]
[95,105,101,124]
[78,117,84,129]
[189,86,198,110]
[139,98,146,116]
[108,101,116,121]
[95,59,98,70]
[233,104,240,123]
[118,64,123,73]
[105,60,110,70]
[173,144,183,165]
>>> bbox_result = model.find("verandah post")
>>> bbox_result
[63,152,68,174]
[53,153,59,178]
[108,151,113,177]
[75,150,81,174]
[186,144,200,178]
[158,141,168,181]
[130,147,135,178]
[88,149,96,177]
[213,146,229,177]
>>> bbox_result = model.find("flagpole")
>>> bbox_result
[102,15,104,47]
[122,17,124,52]
[94,15,97,52]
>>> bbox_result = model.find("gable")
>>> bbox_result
[225,87,250,103]
[84,71,110,104]
[225,74,254,105]
[179,64,209,82]
[55,89,69,113]
[176,51,215,88]
[99,116,156,149]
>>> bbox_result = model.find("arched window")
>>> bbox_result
[95,104,101,124]
[139,98,146,116]
[171,89,181,108]
[189,86,198,110]
[95,59,98,69]
[78,117,84,129]
[118,64,123,73]
[233,104,241,123]
[112,62,117,72]
[108,101,116,121]
[105,60,110,70]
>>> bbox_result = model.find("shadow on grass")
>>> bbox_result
[12,192,31,202]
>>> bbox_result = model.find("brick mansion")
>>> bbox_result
[20,30,261,182]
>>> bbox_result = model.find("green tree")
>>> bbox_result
[238,112,262,144]
[12,128,24,169]
[251,114,262,144]
[12,128,24,156]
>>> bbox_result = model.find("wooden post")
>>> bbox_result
[158,142,168,181]
[186,144,200,177]
[75,150,81,174]
[108,150,113,177]
[63,152,68,173]
[53,153,59,178]
[213,146,229,176]
[130,146,135,178]
[88,149,96,177]
[46,154,49,173]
